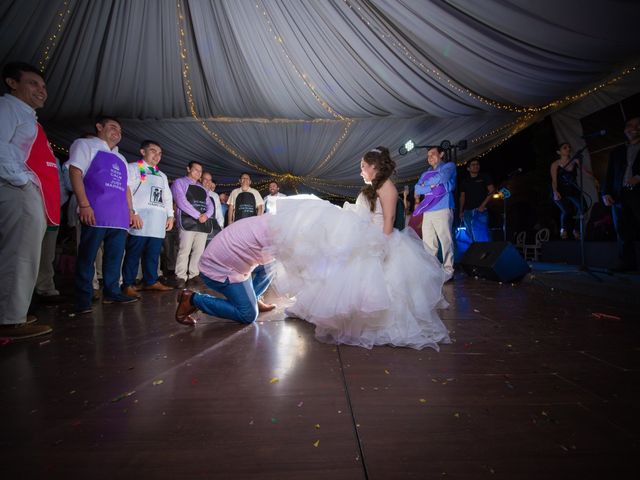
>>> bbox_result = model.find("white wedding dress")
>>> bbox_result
[268,194,450,350]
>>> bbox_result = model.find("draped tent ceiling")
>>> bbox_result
[2,0,639,197]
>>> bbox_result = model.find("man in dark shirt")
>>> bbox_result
[458,159,495,242]
[602,116,640,271]
[227,172,263,225]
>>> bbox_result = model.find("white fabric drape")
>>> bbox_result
[2,0,639,194]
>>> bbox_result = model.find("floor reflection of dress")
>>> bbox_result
[270,194,450,350]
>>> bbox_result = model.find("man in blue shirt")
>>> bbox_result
[415,147,457,280]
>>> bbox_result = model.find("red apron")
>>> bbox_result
[24,123,61,226]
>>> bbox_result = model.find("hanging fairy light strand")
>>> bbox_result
[308,119,354,176]
[177,1,276,176]
[256,0,348,121]
[256,0,355,176]
[50,142,69,155]
[343,0,639,117]
[37,0,71,73]
[177,1,358,188]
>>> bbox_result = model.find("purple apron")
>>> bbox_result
[83,150,129,229]
[413,170,446,216]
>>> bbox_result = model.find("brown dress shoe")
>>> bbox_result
[0,323,52,340]
[122,286,142,298]
[257,299,276,313]
[143,281,173,292]
[176,289,198,326]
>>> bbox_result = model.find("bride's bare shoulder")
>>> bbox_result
[378,179,397,196]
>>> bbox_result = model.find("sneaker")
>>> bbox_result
[0,323,52,340]
[103,294,139,305]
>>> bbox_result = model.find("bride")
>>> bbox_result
[269,146,450,350]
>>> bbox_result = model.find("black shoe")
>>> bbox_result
[175,278,187,289]
[37,294,67,305]
[103,294,139,305]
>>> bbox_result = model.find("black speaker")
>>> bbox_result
[460,242,530,282]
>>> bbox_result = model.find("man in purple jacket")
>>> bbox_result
[171,161,214,289]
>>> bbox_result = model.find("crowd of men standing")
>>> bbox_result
[1,61,638,340]
[0,62,290,340]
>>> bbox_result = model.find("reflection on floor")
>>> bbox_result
[1,270,638,479]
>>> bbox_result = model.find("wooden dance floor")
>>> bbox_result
[1,272,638,479]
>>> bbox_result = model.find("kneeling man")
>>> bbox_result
[175,216,276,326]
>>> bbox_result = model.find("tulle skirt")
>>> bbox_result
[268,196,450,350]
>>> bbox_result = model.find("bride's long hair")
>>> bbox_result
[361,146,396,212]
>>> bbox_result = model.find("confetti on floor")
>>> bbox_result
[111,391,136,403]
[152,379,164,386]
[270,377,279,384]
[313,440,320,447]
[591,312,621,321]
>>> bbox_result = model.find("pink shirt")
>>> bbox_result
[198,215,273,283]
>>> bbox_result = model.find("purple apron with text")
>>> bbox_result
[413,170,446,216]
[83,150,129,229]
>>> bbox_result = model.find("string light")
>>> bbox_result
[257,0,348,121]
[45,1,638,196]
[470,119,519,144]
[257,0,354,176]
[189,116,345,124]
[342,0,522,112]
[343,0,639,116]
[177,1,275,176]
[50,142,69,155]
[37,1,71,73]
[177,1,356,189]
[308,119,354,176]
[300,180,357,202]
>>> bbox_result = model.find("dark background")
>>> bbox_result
[469,92,640,242]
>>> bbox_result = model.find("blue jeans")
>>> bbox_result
[462,209,490,242]
[554,195,581,231]
[76,226,126,310]
[191,265,272,324]
[122,235,164,287]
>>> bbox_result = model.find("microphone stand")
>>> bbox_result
[569,146,603,281]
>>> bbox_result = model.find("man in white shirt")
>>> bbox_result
[0,62,58,339]
[263,180,286,214]
[121,140,174,296]
[228,172,263,224]
[68,116,141,314]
